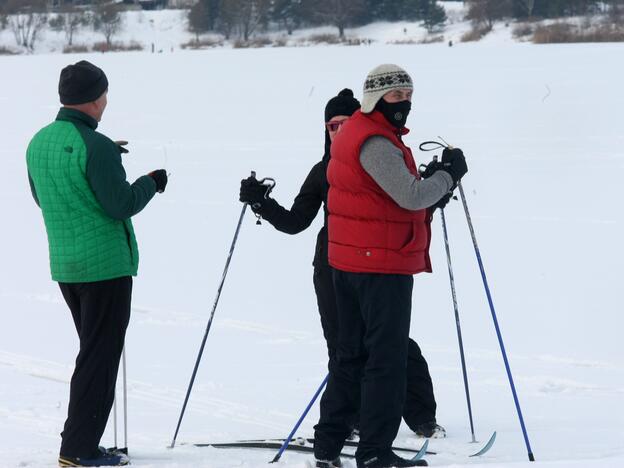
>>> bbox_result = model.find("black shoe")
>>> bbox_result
[412,420,446,439]
[357,451,428,467]
[316,457,343,468]
[58,450,129,467]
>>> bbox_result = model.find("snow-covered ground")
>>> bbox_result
[1,39,624,467]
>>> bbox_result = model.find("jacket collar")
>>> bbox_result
[362,109,410,136]
[56,107,99,130]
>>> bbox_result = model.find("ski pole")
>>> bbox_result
[170,171,275,449]
[113,390,118,449]
[270,374,329,463]
[457,181,535,462]
[439,207,477,443]
[121,347,128,454]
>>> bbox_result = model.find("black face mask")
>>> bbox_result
[375,99,411,129]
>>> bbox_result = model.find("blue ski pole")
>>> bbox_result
[457,181,535,462]
[270,374,329,463]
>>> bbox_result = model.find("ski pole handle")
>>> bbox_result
[249,174,277,212]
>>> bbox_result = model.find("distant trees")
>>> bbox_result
[186,0,449,39]
[465,0,616,22]
[272,0,302,35]
[302,0,367,38]
[466,0,512,28]
[189,0,271,40]
[2,0,48,51]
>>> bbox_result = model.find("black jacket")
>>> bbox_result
[257,145,331,268]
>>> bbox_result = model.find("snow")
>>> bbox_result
[1,35,624,468]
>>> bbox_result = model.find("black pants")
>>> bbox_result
[313,266,436,431]
[58,276,132,458]
[314,270,429,462]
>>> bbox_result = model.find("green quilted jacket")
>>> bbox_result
[27,108,157,283]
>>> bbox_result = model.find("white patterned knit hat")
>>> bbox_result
[361,64,413,114]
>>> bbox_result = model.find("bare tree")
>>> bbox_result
[516,0,536,17]
[466,0,512,29]
[93,1,122,48]
[303,0,366,38]
[608,0,624,24]
[272,0,301,35]
[49,4,90,46]
[4,0,48,51]
[0,1,7,31]
[188,0,210,40]
[221,0,270,41]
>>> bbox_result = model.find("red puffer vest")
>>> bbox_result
[327,110,432,275]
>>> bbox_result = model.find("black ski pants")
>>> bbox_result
[313,266,436,431]
[314,270,423,462]
[58,276,132,458]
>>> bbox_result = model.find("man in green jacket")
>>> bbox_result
[26,60,168,467]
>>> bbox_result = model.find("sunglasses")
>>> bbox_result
[325,120,346,132]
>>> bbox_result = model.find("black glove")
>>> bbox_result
[432,191,453,212]
[441,148,468,184]
[149,169,168,193]
[239,177,268,207]
[115,140,129,154]
[420,158,444,179]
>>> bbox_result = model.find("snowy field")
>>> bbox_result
[1,41,623,467]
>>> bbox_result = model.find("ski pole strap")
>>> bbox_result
[419,136,454,152]
[419,141,447,152]
[250,175,276,224]
[258,177,276,202]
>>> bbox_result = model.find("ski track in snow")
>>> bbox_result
[0,349,288,434]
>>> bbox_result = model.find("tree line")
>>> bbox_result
[2,0,622,51]
[466,0,624,28]
[188,0,448,40]
[0,0,123,50]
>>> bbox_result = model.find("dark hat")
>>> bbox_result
[324,88,361,122]
[58,60,109,105]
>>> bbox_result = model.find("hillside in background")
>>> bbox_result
[1,1,624,55]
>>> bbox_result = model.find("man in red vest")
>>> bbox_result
[313,64,468,468]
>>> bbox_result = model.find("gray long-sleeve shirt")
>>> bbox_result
[360,136,453,210]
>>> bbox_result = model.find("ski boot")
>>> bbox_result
[316,456,343,468]
[357,451,428,467]
[412,420,446,439]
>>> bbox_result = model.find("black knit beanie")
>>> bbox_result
[324,88,361,123]
[58,60,109,105]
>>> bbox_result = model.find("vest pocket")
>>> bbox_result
[398,221,427,254]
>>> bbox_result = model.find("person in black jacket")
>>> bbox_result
[239,89,444,439]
